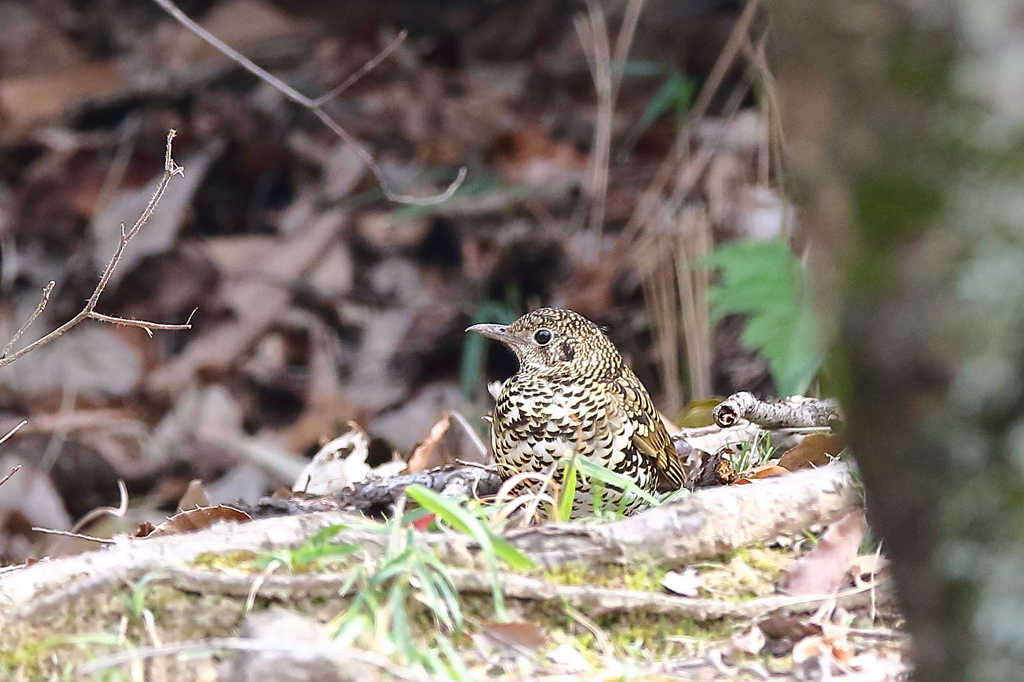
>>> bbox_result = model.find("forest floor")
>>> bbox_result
[0,0,906,679]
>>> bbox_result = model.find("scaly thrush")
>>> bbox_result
[467,307,687,516]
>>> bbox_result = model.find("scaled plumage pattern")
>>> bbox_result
[467,308,687,516]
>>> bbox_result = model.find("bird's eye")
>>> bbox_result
[534,328,553,346]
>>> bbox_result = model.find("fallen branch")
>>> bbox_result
[0,131,191,370]
[89,563,891,624]
[241,465,502,517]
[713,391,841,429]
[0,463,859,625]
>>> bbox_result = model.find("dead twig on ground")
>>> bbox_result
[69,480,130,533]
[713,392,841,429]
[0,131,191,370]
[152,0,466,206]
[240,465,503,518]
[25,546,892,629]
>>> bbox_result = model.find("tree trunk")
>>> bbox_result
[771,2,1024,680]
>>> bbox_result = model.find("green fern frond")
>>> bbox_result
[705,239,824,396]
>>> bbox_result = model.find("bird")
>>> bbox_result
[467,307,688,516]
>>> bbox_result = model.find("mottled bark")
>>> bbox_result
[771,2,1024,680]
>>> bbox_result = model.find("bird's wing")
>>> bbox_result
[608,369,688,491]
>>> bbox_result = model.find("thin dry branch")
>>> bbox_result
[0,464,20,488]
[152,0,466,206]
[106,562,890,623]
[0,420,27,448]
[1,281,53,360]
[713,391,841,429]
[0,131,191,370]
[239,465,503,518]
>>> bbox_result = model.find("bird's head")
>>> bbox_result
[467,308,621,377]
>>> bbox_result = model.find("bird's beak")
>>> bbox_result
[466,323,515,343]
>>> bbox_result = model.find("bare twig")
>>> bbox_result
[89,310,198,338]
[0,420,27,448]
[30,528,115,545]
[70,480,130,533]
[1,281,54,360]
[152,0,466,206]
[447,409,489,461]
[0,131,190,370]
[310,31,409,107]
[0,464,21,488]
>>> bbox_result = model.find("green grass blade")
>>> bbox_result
[435,632,474,682]
[405,485,534,570]
[412,562,455,631]
[575,457,660,506]
[558,453,578,522]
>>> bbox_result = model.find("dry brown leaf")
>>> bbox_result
[146,505,252,538]
[368,382,468,454]
[758,615,822,642]
[306,243,354,299]
[0,456,71,534]
[780,509,867,596]
[777,433,845,471]
[0,4,84,78]
[286,393,353,455]
[479,621,548,651]
[201,235,278,275]
[406,414,452,473]
[492,127,587,193]
[792,623,853,665]
[323,143,367,201]
[753,465,791,478]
